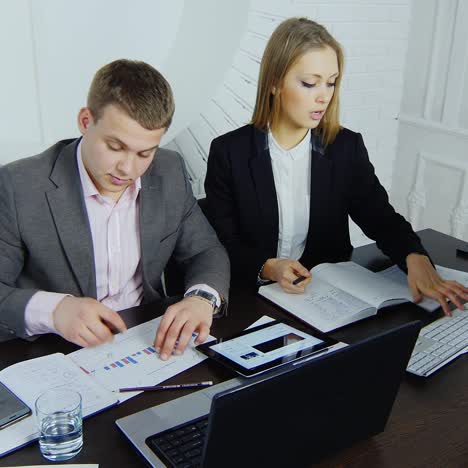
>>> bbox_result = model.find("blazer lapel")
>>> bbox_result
[302,131,333,264]
[249,128,279,252]
[46,140,97,298]
[139,169,166,290]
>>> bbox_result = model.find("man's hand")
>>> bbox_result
[53,296,127,347]
[262,258,311,293]
[154,297,213,360]
[406,253,468,315]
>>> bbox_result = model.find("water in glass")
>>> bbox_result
[39,411,83,461]
[35,388,83,461]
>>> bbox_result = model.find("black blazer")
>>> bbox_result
[204,124,428,288]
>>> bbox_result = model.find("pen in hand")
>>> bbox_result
[292,275,307,285]
[118,381,213,393]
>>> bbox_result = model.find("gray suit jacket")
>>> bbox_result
[0,139,229,339]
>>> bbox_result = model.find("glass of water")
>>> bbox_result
[35,388,83,461]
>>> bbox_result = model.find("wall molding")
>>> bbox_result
[442,0,468,127]
[399,114,468,140]
[408,151,468,236]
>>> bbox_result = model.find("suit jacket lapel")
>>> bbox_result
[46,140,97,298]
[139,169,165,291]
[302,131,333,264]
[249,127,279,253]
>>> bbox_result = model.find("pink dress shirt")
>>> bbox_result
[24,142,218,336]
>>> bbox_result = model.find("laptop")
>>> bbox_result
[116,321,420,468]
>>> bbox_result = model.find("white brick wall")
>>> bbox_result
[175,0,412,247]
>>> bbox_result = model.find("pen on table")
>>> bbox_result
[118,381,213,393]
[292,275,307,285]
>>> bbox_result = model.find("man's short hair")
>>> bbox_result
[87,59,175,130]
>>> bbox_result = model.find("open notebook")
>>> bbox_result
[259,262,468,333]
[0,353,117,457]
[0,316,209,457]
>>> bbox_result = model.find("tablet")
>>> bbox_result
[196,320,338,377]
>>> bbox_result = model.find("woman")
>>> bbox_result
[204,17,467,314]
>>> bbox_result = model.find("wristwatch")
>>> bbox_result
[184,289,226,318]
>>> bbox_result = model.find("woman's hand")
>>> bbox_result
[261,258,311,293]
[406,253,468,315]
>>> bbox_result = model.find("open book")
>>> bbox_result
[259,261,468,333]
[377,264,468,312]
[0,316,209,457]
[0,353,118,457]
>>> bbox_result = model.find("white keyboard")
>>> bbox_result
[407,309,468,377]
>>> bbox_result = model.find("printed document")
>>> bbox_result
[69,316,209,402]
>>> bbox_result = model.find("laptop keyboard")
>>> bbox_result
[146,415,208,468]
[407,310,468,377]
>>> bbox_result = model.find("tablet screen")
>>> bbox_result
[197,320,337,377]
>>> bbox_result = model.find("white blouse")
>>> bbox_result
[268,130,311,260]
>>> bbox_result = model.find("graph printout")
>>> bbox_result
[69,317,210,401]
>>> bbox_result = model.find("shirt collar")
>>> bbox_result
[76,140,141,202]
[268,129,311,161]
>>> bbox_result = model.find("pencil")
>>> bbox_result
[119,381,213,392]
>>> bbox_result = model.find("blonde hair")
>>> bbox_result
[87,59,175,130]
[251,17,344,146]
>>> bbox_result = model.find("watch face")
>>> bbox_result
[187,290,215,305]
[198,290,215,302]
[186,290,224,316]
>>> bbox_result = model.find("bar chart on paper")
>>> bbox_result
[88,345,158,372]
[68,317,210,401]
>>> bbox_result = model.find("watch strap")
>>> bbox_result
[184,289,226,317]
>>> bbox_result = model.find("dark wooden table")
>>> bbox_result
[1,229,467,467]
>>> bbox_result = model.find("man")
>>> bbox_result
[0,59,229,360]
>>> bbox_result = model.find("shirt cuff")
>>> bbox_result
[24,291,70,336]
[185,284,221,307]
